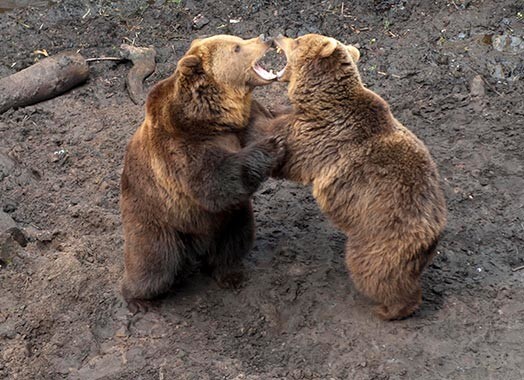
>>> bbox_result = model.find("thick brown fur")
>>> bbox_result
[120,35,284,306]
[256,34,447,320]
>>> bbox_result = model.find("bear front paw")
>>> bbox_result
[213,269,245,289]
[263,135,286,166]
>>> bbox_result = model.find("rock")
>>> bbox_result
[24,227,60,245]
[285,28,298,38]
[0,151,15,181]
[0,232,21,268]
[0,319,17,339]
[72,353,123,380]
[7,227,28,247]
[456,31,468,40]
[436,54,449,65]
[125,347,147,368]
[2,199,17,213]
[114,326,129,338]
[490,63,505,80]
[0,210,16,233]
[192,14,209,30]
[499,18,511,27]
[492,34,524,53]
[470,75,485,98]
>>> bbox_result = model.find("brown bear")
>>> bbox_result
[120,35,284,308]
[257,34,447,320]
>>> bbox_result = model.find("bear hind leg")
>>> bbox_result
[345,241,425,321]
[374,287,422,321]
[122,226,185,304]
[205,204,255,289]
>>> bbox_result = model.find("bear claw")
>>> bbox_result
[213,270,245,289]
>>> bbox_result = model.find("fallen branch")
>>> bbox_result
[512,265,524,272]
[120,44,156,105]
[85,57,124,62]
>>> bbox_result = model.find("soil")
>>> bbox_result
[1,1,523,379]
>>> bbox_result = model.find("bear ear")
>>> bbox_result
[346,45,360,62]
[177,55,202,76]
[319,37,338,58]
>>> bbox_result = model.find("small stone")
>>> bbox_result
[0,210,16,233]
[0,321,17,339]
[7,227,28,247]
[24,341,33,357]
[469,75,485,98]
[0,232,21,268]
[456,32,467,40]
[436,54,449,65]
[192,14,209,30]
[3,200,17,213]
[114,326,128,338]
[176,349,187,359]
[492,34,524,53]
[34,230,55,243]
[500,18,511,27]
[0,152,15,181]
[490,63,505,80]
[125,347,147,368]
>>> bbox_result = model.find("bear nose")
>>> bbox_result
[273,34,285,48]
[258,34,271,46]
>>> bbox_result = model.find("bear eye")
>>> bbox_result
[234,45,241,53]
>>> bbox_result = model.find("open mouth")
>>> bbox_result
[274,45,288,79]
[252,62,277,81]
[252,46,287,81]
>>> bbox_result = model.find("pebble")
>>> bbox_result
[490,63,505,80]
[7,227,28,247]
[0,232,21,268]
[2,200,17,213]
[114,326,128,338]
[492,34,524,53]
[0,152,15,181]
[192,14,209,30]
[0,210,16,233]
[0,321,17,339]
[469,75,485,98]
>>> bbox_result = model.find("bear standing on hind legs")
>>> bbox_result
[261,34,447,320]
[120,35,284,308]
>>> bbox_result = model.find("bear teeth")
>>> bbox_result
[253,63,277,80]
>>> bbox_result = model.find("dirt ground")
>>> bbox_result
[0,0,523,379]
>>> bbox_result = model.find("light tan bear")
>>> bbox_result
[257,34,447,320]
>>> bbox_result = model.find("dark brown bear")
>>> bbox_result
[257,34,447,320]
[120,35,284,307]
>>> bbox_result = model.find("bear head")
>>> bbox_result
[178,34,276,89]
[145,35,277,133]
[274,34,361,100]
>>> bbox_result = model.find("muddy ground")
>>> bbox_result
[0,0,523,379]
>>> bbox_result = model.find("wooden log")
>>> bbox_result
[0,52,89,113]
